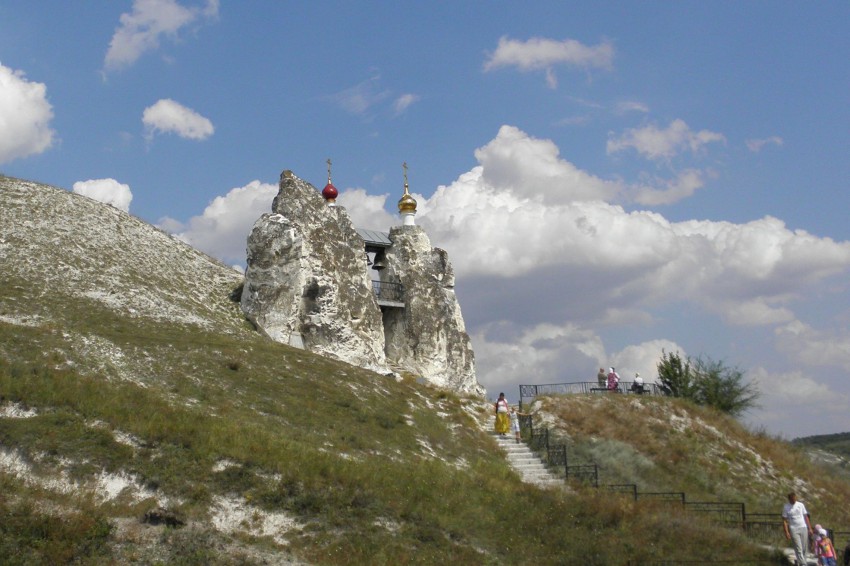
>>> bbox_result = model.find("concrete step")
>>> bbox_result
[488,431,565,488]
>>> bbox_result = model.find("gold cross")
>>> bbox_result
[326,158,332,183]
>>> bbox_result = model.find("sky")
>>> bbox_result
[2,1,849,439]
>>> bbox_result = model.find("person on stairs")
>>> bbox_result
[509,406,527,444]
[494,393,510,436]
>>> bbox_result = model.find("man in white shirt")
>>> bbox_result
[782,491,813,565]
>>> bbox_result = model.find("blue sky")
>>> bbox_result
[2,1,849,438]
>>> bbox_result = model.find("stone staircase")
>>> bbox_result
[490,432,565,488]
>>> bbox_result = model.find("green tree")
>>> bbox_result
[656,349,698,398]
[692,356,760,417]
[656,350,760,417]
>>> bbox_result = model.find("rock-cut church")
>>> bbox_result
[240,163,482,395]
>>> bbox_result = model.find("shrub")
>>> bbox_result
[657,350,759,417]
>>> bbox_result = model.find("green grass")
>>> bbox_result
[534,393,850,530]
[0,177,794,564]
[0,319,785,564]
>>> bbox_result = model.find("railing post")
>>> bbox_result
[562,445,568,478]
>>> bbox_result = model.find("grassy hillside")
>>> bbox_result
[530,394,850,528]
[2,175,841,564]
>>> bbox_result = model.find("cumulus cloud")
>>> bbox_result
[607,119,725,161]
[142,98,214,140]
[406,126,850,331]
[0,63,55,164]
[104,0,219,71]
[72,179,133,212]
[471,321,607,398]
[337,188,397,231]
[162,180,277,262]
[746,136,784,152]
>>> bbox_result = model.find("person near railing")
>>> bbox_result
[630,372,645,394]
[494,392,510,436]
[607,367,620,392]
[782,491,814,566]
[596,367,607,387]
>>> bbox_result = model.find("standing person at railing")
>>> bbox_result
[842,537,850,566]
[607,367,620,391]
[782,491,814,566]
[494,392,510,436]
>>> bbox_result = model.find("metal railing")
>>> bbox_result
[523,424,599,487]
[684,501,745,527]
[519,381,664,409]
[371,280,404,303]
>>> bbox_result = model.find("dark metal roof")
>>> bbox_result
[356,228,392,248]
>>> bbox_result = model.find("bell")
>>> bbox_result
[371,250,387,271]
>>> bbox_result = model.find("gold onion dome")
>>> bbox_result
[398,162,417,214]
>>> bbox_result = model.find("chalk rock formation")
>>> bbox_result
[241,171,388,373]
[382,226,481,394]
[241,168,482,395]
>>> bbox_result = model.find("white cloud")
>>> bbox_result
[775,321,850,371]
[163,180,277,262]
[471,321,607,400]
[483,36,614,90]
[610,339,684,384]
[104,0,219,71]
[0,63,55,164]
[484,36,614,74]
[142,99,214,140]
[631,169,709,206]
[406,126,850,331]
[393,93,419,115]
[471,125,622,203]
[607,119,725,161]
[72,179,133,212]
[746,136,784,152]
[337,188,397,231]
[744,367,848,437]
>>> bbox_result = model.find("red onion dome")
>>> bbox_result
[322,182,338,201]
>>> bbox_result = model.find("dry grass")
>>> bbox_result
[532,393,850,529]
